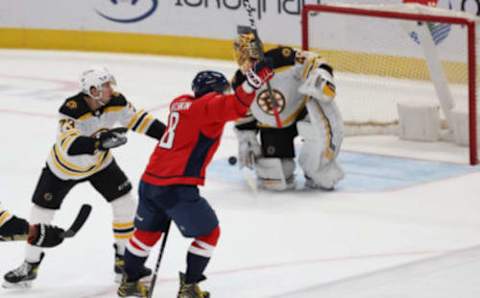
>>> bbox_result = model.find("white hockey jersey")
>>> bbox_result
[0,203,12,228]
[47,92,155,181]
[235,48,332,126]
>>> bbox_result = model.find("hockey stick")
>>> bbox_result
[241,0,283,128]
[242,166,259,195]
[0,205,91,242]
[228,154,258,194]
[61,204,92,238]
[148,219,172,298]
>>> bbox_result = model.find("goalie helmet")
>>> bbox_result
[233,26,263,69]
[192,71,230,98]
[80,66,116,99]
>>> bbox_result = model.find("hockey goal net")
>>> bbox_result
[302,3,480,165]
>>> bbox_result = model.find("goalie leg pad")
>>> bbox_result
[297,119,324,175]
[305,160,344,190]
[255,158,296,191]
[297,117,344,190]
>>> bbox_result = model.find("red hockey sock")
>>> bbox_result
[186,226,220,283]
[127,229,162,258]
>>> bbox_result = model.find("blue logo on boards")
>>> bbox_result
[409,22,452,45]
[96,0,158,23]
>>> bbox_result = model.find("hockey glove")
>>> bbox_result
[299,67,336,103]
[97,127,128,150]
[0,215,28,240]
[234,128,261,169]
[28,224,65,248]
[245,58,274,90]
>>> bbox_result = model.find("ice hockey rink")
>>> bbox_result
[1,49,480,298]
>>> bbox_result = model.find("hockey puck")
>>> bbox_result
[228,156,237,166]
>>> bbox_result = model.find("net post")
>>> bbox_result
[468,21,478,165]
[304,3,479,165]
[302,4,311,51]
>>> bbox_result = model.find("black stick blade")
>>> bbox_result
[62,204,92,238]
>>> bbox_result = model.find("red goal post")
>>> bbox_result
[301,3,479,165]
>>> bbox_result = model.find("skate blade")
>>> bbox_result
[2,280,33,289]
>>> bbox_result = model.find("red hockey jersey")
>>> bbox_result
[142,86,255,186]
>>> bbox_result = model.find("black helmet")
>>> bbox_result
[192,71,230,98]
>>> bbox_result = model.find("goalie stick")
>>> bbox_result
[228,154,259,194]
[242,0,283,128]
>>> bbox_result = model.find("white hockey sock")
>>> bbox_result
[111,193,136,255]
[25,205,55,263]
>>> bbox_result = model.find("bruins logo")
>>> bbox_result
[66,100,78,110]
[59,119,75,132]
[282,47,292,58]
[256,89,286,116]
[43,193,53,202]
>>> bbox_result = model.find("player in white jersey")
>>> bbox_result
[232,27,344,191]
[3,66,166,288]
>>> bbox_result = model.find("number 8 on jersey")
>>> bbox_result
[159,111,180,149]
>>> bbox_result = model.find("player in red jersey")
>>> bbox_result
[117,62,273,298]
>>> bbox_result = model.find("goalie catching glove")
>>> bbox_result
[299,66,336,103]
[96,127,128,150]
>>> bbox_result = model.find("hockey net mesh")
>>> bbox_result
[304,3,478,139]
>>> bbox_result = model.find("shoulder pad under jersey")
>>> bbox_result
[58,93,91,119]
[264,46,296,69]
[105,92,128,108]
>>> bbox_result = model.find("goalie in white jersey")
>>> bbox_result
[232,27,344,191]
[3,66,166,288]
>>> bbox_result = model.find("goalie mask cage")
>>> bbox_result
[301,3,480,165]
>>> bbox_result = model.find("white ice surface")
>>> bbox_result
[0,50,479,298]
